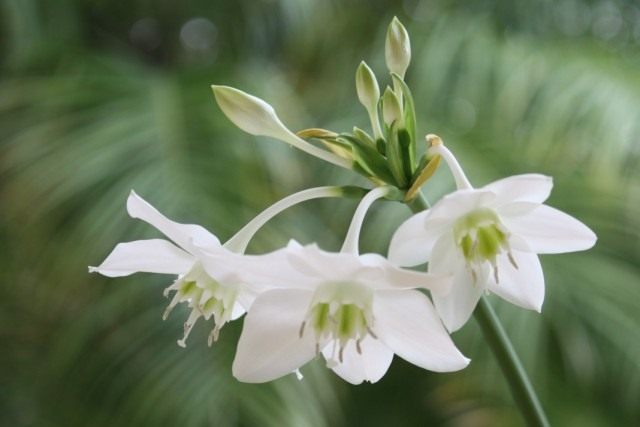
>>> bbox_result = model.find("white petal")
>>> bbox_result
[357,253,452,294]
[503,204,597,254]
[428,189,496,225]
[89,239,194,277]
[388,210,436,267]
[323,337,394,385]
[127,191,220,253]
[428,235,485,332]
[482,174,553,205]
[487,251,545,312]
[373,289,470,372]
[232,289,317,383]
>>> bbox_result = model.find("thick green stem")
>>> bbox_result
[407,192,549,427]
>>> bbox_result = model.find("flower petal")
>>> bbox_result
[127,191,220,253]
[388,210,435,267]
[232,289,317,383]
[89,239,194,277]
[373,289,470,372]
[323,336,394,385]
[357,253,452,294]
[482,174,553,205]
[487,250,544,312]
[428,235,485,332]
[503,204,597,254]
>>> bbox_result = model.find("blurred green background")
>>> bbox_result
[2,0,639,425]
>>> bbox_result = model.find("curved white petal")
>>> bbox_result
[89,239,194,277]
[322,336,394,385]
[503,204,597,254]
[232,289,317,383]
[428,189,496,225]
[127,191,220,254]
[428,235,485,332]
[373,289,470,372]
[388,210,435,267]
[351,253,451,295]
[487,251,544,312]
[482,174,553,206]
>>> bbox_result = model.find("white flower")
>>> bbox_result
[89,191,252,347]
[211,85,352,169]
[229,187,469,384]
[389,140,597,332]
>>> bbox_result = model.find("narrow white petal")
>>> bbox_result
[482,174,553,205]
[89,239,194,277]
[487,251,545,312]
[232,289,317,383]
[388,210,435,267]
[127,191,220,253]
[373,289,470,372]
[503,204,597,254]
[323,337,394,385]
[357,253,452,294]
[428,235,485,331]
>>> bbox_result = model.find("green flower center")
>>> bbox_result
[452,208,518,284]
[300,282,377,364]
[163,263,239,347]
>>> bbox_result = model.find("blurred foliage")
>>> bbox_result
[1,0,639,426]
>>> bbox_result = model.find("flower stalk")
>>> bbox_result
[407,192,549,427]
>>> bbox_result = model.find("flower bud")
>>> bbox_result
[212,85,352,169]
[211,85,294,141]
[382,86,403,126]
[355,61,380,113]
[385,17,411,79]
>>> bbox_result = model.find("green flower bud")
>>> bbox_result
[355,61,380,113]
[382,86,403,126]
[385,17,411,79]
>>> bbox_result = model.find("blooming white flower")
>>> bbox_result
[90,186,358,347]
[228,187,469,384]
[389,137,597,332]
[89,191,251,347]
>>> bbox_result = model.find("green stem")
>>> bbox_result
[407,192,549,427]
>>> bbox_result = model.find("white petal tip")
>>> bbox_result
[294,369,304,381]
[88,266,98,273]
[177,340,187,348]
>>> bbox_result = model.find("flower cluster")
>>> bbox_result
[90,18,596,384]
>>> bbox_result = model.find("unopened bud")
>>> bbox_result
[355,61,380,113]
[382,87,403,126]
[212,85,293,141]
[385,17,411,79]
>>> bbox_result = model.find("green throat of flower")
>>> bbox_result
[453,208,519,284]
[163,263,239,347]
[299,282,377,365]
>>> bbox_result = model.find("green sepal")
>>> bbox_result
[338,134,396,184]
[391,73,417,167]
[353,127,376,147]
[398,128,413,181]
[385,122,408,188]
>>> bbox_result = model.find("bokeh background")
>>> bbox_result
[2,0,640,425]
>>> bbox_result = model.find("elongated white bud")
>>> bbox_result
[355,62,384,139]
[211,85,351,169]
[381,86,403,127]
[385,17,411,79]
[356,61,380,113]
